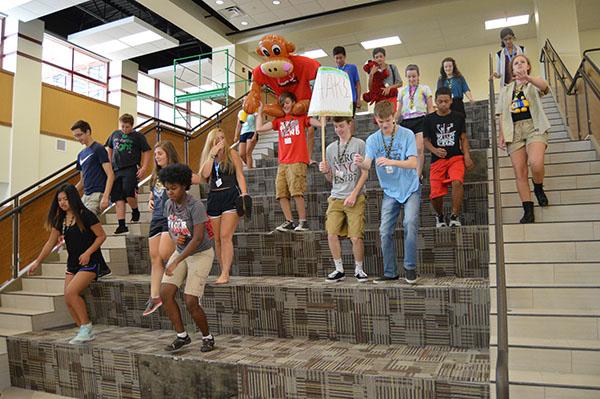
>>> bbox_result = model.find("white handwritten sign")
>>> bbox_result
[308,67,353,117]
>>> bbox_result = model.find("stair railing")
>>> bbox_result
[488,53,509,399]
[541,40,600,143]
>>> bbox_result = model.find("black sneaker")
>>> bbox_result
[131,210,140,223]
[276,220,296,232]
[200,336,215,352]
[435,214,447,228]
[165,335,191,352]
[354,269,368,283]
[326,270,345,282]
[294,221,310,232]
[114,225,129,235]
[373,275,400,284]
[404,268,417,284]
[449,214,462,227]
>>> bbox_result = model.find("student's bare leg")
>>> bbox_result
[160,283,184,333]
[293,195,306,220]
[509,147,531,202]
[149,235,164,298]
[451,180,464,215]
[432,196,444,215]
[63,274,81,325]
[64,271,96,325]
[328,234,342,259]
[184,294,210,336]
[350,237,364,263]
[215,212,239,284]
[279,197,294,221]
[116,200,126,220]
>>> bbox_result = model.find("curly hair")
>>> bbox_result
[158,163,192,190]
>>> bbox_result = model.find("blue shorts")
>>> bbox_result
[239,131,256,143]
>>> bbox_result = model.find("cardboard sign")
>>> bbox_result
[308,67,353,117]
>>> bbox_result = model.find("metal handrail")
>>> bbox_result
[489,53,509,399]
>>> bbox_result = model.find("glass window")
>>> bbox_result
[159,103,174,123]
[137,96,154,116]
[159,82,174,103]
[137,73,155,96]
[42,36,72,69]
[73,50,106,82]
[73,76,106,100]
[42,64,71,90]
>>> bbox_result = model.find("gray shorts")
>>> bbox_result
[82,192,103,215]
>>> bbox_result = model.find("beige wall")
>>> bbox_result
[579,29,600,54]
[0,125,10,184]
[38,135,81,180]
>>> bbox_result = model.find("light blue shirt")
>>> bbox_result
[365,126,419,203]
[241,114,256,134]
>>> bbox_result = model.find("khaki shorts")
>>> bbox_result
[276,163,307,199]
[507,119,548,155]
[325,194,366,238]
[82,192,103,215]
[161,248,214,298]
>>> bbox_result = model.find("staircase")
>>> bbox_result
[3,102,493,398]
[489,95,600,398]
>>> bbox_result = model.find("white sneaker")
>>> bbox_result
[449,214,462,227]
[435,214,447,228]
[326,270,345,282]
[354,269,368,282]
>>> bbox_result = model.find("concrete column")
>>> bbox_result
[6,18,44,195]
[108,60,139,120]
[534,0,582,75]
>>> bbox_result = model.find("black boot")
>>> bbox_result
[533,181,549,207]
[520,201,535,224]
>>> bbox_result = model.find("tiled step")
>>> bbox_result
[490,310,600,341]
[87,275,489,348]
[490,287,600,310]
[489,221,600,243]
[0,306,71,332]
[489,263,600,286]
[7,325,490,399]
[490,345,600,376]
[490,241,600,263]
[0,387,72,399]
[203,226,489,279]
[489,203,600,224]
[488,187,600,207]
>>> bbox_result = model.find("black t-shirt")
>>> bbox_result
[423,111,465,163]
[54,208,107,271]
[510,87,533,123]
[106,130,151,172]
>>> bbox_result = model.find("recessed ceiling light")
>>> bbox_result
[216,0,224,4]
[120,30,162,46]
[300,49,328,59]
[360,36,401,50]
[273,0,281,4]
[485,14,529,30]
[241,21,248,26]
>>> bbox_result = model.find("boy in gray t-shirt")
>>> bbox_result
[319,117,369,282]
[158,164,216,354]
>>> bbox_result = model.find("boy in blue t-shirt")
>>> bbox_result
[354,100,420,284]
[72,120,114,215]
[333,46,362,117]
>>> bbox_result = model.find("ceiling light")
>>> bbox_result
[120,30,162,46]
[88,39,129,55]
[301,49,328,59]
[241,21,249,26]
[216,0,224,4]
[360,36,401,50]
[485,14,529,30]
[273,0,281,4]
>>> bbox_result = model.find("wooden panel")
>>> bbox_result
[0,206,14,285]
[158,130,186,165]
[40,84,119,144]
[0,70,13,126]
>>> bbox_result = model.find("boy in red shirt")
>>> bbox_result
[256,92,322,232]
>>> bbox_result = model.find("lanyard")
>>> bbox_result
[505,47,517,63]
[381,128,396,159]
[214,160,220,180]
[337,138,352,161]
[408,85,418,109]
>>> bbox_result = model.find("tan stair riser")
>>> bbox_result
[490,384,600,399]
[41,263,67,277]
[0,314,32,331]
[488,222,600,243]
[491,346,600,375]
[488,188,600,208]
[496,161,600,180]
[490,287,600,311]
[488,150,598,168]
[490,315,599,341]
[489,264,600,286]
[487,140,593,157]
[21,278,63,294]
[490,241,600,263]
[489,204,600,225]
[490,174,600,194]
[0,293,55,311]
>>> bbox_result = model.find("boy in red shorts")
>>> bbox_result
[423,86,474,227]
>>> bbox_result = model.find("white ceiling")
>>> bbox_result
[68,16,179,61]
[206,0,382,31]
[0,0,86,22]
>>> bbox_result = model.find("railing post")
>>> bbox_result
[583,78,592,136]
[12,198,19,279]
[184,135,189,165]
[156,123,161,143]
[489,54,510,399]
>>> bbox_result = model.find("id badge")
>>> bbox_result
[284,137,292,145]
[385,166,394,174]
[335,170,344,178]
[215,178,222,187]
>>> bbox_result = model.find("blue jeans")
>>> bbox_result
[379,190,420,277]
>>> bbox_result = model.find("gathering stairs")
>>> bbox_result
[489,95,600,397]
[5,103,494,398]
